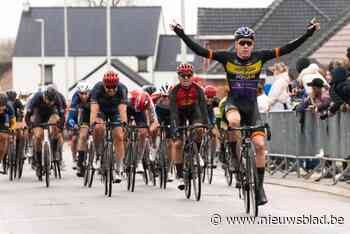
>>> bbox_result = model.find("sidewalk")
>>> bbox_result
[266,172,350,198]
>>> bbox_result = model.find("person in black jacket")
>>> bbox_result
[321,67,350,119]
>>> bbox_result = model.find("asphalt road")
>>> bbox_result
[1,148,349,234]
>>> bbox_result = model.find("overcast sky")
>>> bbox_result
[0,0,274,40]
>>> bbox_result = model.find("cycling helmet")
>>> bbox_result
[233,26,256,41]
[159,83,172,96]
[43,87,57,102]
[0,93,7,106]
[176,63,193,76]
[77,81,89,93]
[204,85,217,98]
[142,85,157,95]
[129,90,150,112]
[6,90,17,102]
[103,70,119,88]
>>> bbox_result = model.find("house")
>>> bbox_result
[13,6,169,98]
[196,0,350,76]
[0,62,12,91]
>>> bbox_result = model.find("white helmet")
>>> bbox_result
[77,81,89,92]
[159,83,172,96]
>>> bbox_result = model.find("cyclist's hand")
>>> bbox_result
[170,20,184,34]
[307,17,320,33]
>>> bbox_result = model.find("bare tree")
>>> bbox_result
[0,39,15,63]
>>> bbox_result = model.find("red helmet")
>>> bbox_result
[129,90,150,112]
[191,76,204,85]
[103,70,119,88]
[176,63,193,76]
[204,85,217,98]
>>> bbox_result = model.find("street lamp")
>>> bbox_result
[64,0,69,98]
[35,18,45,89]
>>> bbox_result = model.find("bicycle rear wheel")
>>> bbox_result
[224,147,233,186]
[192,143,202,201]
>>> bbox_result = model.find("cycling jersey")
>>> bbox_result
[174,26,315,101]
[67,91,91,128]
[26,90,66,127]
[170,83,209,128]
[8,99,24,122]
[0,101,15,129]
[91,81,128,114]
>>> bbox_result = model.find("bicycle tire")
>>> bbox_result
[224,146,233,186]
[246,147,259,217]
[9,142,16,181]
[192,143,202,201]
[108,143,114,197]
[240,154,250,214]
[88,141,95,188]
[159,142,167,189]
[183,151,191,199]
[43,142,50,188]
[200,140,207,183]
[207,141,215,184]
[142,158,149,185]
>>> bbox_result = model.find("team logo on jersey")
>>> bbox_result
[226,61,262,79]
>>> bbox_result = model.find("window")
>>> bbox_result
[138,57,148,72]
[39,64,54,85]
[44,65,54,85]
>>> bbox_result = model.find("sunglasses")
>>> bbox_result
[179,74,192,79]
[104,86,117,91]
[238,40,254,47]
[79,92,89,96]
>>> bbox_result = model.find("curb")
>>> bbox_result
[265,176,350,199]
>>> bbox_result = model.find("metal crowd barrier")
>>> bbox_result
[261,111,350,184]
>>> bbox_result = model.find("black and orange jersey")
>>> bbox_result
[174,25,315,102]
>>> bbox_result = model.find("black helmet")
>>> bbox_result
[142,85,157,95]
[233,26,256,41]
[43,87,57,102]
[6,90,17,102]
[0,93,7,106]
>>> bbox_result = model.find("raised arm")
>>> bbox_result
[261,18,320,61]
[171,23,227,63]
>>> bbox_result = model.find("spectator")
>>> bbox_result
[346,47,350,72]
[296,57,311,74]
[257,80,269,113]
[325,67,350,117]
[303,78,330,114]
[266,62,290,111]
[297,63,329,95]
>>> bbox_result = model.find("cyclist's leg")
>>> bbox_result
[76,126,89,177]
[111,112,124,181]
[0,132,9,162]
[92,114,105,158]
[69,131,78,162]
[134,111,148,170]
[224,98,241,166]
[249,105,268,205]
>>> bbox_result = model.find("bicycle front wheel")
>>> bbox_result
[43,142,50,188]
[192,143,202,201]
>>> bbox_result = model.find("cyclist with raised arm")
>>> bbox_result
[67,81,91,177]
[90,70,128,183]
[169,63,209,190]
[127,89,160,172]
[171,18,320,205]
[24,87,66,176]
[0,94,16,173]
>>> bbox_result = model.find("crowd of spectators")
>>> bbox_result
[257,47,350,118]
